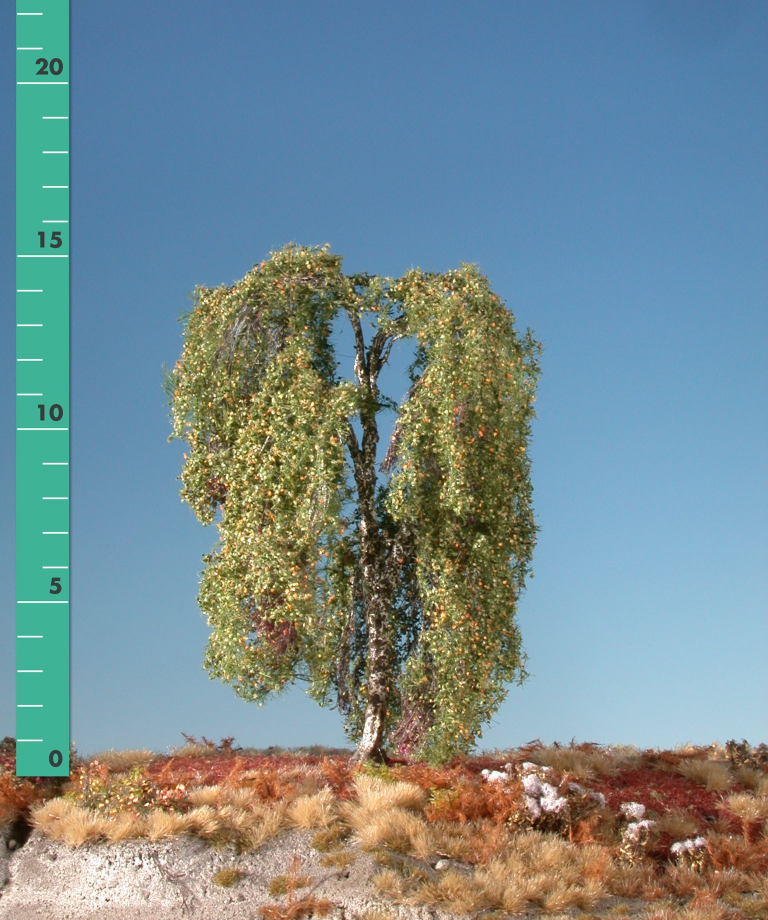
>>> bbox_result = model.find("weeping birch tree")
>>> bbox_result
[165,243,541,764]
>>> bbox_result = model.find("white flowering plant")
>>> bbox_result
[502,762,607,837]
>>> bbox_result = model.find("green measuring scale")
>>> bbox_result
[16,0,70,777]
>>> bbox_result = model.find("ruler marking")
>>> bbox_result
[17,0,70,778]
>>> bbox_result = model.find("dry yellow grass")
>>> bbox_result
[519,745,625,779]
[723,792,768,823]
[423,818,482,862]
[83,749,157,770]
[242,808,285,850]
[105,811,147,842]
[734,767,765,792]
[350,805,428,854]
[285,788,336,829]
[371,867,406,901]
[470,830,608,915]
[654,809,702,840]
[351,774,428,813]
[677,758,733,791]
[145,808,194,841]
[602,862,657,898]
[187,784,258,810]
[167,742,212,758]
[30,799,111,847]
[319,850,356,868]
[182,802,287,851]
[30,797,288,852]
[338,775,431,855]
[408,870,494,913]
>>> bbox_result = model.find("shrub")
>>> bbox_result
[65,762,188,817]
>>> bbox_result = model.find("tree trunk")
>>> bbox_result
[351,414,392,765]
[351,553,393,763]
[347,311,399,765]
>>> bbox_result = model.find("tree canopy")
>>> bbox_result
[166,243,541,764]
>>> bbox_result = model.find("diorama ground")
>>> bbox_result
[1,736,767,920]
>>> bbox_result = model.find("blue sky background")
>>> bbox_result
[2,1,766,760]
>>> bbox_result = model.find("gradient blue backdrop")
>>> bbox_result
[2,1,766,759]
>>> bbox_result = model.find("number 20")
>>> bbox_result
[36,58,64,76]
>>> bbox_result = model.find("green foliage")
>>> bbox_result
[65,762,188,816]
[167,243,541,764]
[360,761,398,783]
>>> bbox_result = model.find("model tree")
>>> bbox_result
[165,244,541,764]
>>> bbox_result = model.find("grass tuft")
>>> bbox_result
[311,823,350,852]
[213,867,244,887]
[677,758,733,791]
